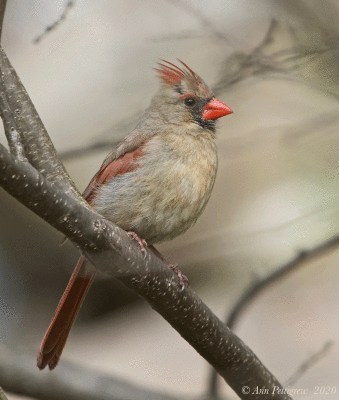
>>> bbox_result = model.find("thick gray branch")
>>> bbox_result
[0,388,8,400]
[0,78,26,161]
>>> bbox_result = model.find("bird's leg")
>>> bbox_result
[148,245,189,290]
[168,264,189,290]
[127,231,147,256]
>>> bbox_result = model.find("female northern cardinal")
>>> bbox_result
[37,60,232,370]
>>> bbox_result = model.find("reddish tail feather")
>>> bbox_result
[37,256,96,370]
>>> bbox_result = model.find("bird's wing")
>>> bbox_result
[82,133,150,204]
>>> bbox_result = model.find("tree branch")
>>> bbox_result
[227,237,339,332]
[0,79,27,161]
[285,340,334,387]
[34,1,75,44]
[0,1,27,162]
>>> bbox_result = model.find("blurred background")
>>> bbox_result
[1,0,339,399]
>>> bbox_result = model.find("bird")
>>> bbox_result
[37,60,232,371]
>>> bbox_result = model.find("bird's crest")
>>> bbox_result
[155,60,199,86]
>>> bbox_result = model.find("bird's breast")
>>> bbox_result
[94,133,218,244]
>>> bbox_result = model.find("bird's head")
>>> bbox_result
[153,60,232,134]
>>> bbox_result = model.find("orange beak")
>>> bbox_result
[203,98,233,120]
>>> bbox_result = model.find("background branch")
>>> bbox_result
[208,234,339,397]
[284,340,334,387]
[0,346,177,400]
[33,1,75,44]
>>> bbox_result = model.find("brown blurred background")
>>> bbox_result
[1,0,339,399]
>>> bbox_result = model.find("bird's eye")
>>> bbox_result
[184,97,196,107]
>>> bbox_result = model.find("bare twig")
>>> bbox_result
[213,19,330,95]
[226,235,339,330]
[34,1,75,44]
[285,341,334,387]
[208,234,339,397]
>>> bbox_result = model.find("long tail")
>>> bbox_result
[37,256,96,370]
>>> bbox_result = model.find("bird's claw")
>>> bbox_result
[169,264,189,291]
[127,231,147,257]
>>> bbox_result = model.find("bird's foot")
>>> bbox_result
[127,231,147,257]
[169,264,189,291]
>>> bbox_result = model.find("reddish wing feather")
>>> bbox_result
[83,145,145,205]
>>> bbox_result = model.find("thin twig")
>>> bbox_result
[213,19,332,96]
[227,235,339,330]
[34,1,75,44]
[285,341,334,387]
[208,234,339,397]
